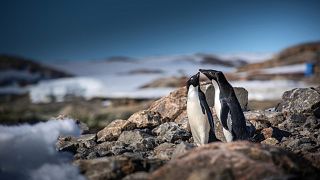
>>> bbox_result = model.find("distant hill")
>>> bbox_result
[0,55,73,87]
[237,42,320,72]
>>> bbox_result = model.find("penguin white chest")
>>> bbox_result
[187,86,210,146]
[212,80,233,142]
[212,80,221,120]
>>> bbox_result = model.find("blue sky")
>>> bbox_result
[0,0,320,61]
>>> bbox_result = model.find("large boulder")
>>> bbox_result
[150,142,319,180]
[75,156,164,180]
[277,87,320,116]
[97,119,136,142]
[148,87,187,121]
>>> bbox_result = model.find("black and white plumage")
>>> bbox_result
[199,69,254,142]
[186,72,219,146]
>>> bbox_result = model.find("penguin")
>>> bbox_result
[199,69,254,142]
[186,72,219,146]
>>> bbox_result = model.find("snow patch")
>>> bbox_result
[30,77,107,103]
[0,119,85,180]
[231,80,307,100]
[260,63,306,74]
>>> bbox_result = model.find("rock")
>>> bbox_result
[153,143,176,161]
[174,110,190,131]
[244,110,285,128]
[77,134,97,148]
[56,136,78,153]
[148,87,187,121]
[261,127,290,142]
[94,141,116,157]
[304,152,320,169]
[202,84,248,110]
[278,114,308,132]
[152,122,191,143]
[97,119,136,142]
[150,142,319,180]
[122,172,149,180]
[172,142,195,159]
[261,138,279,145]
[234,87,249,111]
[128,110,169,129]
[277,87,320,115]
[118,130,152,145]
[117,130,157,153]
[244,111,272,130]
[75,156,164,180]
[264,111,285,126]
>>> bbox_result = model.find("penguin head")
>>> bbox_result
[199,69,222,81]
[187,72,200,90]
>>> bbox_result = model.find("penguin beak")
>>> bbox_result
[199,69,214,80]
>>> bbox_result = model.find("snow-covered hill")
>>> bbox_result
[17,52,312,102]
[31,54,236,102]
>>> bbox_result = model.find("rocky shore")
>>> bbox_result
[56,85,320,180]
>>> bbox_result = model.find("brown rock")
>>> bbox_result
[97,119,136,142]
[261,138,279,146]
[174,110,190,131]
[122,171,149,180]
[148,87,187,121]
[128,110,168,128]
[150,142,319,180]
[75,156,136,180]
[261,127,274,139]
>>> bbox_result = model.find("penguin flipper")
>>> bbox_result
[220,99,231,131]
[198,88,219,142]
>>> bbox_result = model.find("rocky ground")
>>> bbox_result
[56,84,320,180]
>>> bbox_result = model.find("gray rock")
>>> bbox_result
[277,87,320,115]
[152,122,191,143]
[153,143,176,161]
[244,111,271,130]
[202,84,248,111]
[77,134,97,148]
[118,130,153,145]
[117,130,157,154]
[172,142,195,159]
[56,136,78,153]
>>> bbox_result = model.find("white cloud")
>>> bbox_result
[0,119,86,180]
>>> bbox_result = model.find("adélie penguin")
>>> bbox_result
[186,72,219,146]
[199,69,255,142]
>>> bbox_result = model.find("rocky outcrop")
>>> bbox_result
[75,155,165,180]
[97,119,136,142]
[148,87,187,121]
[56,86,320,179]
[276,87,320,116]
[150,142,319,180]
